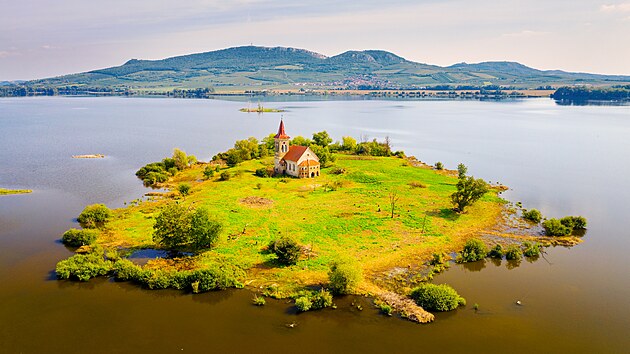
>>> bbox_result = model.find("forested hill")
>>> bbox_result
[9,46,630,93]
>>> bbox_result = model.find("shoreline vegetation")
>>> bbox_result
[0,188,32,195]
[54,132,586,323]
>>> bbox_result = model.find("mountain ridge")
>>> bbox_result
[18,45,630,92]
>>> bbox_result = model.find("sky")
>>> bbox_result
[1,0,629,80]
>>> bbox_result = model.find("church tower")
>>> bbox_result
[274,119,290,174]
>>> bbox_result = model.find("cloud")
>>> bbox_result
[600,3,630,12]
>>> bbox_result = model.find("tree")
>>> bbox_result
[522,209,542,223]
[451,176,489,212]
[341,136,357,152]
[312,131,332,147]
[190,207,222,249]
[388,191,400,218]
[178,183,191,197]
[309,145,335,167]
[457,163,468,179]
[291,136,312,147]
[269,236,301,265]
[234,137,259,160]
[542,218,572,236]
[458,238,487,262]
[77,204,112,228]
[172,148,189,170]
[328,259,362,295]
[152,203,222,252]
[203,165,215,179]
[435,162,444,170]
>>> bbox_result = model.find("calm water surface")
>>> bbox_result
[1,97,629,353]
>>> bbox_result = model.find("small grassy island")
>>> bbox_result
[239,103,285,113]
[0,188,32,195]
[55,123,587,323]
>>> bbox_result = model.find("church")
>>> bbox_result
[273,120,320,178]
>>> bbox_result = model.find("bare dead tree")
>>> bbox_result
[389,191,400,219]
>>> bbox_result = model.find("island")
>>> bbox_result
[239,103,285,113]
[54,121,586,322]
[0,188,32,195]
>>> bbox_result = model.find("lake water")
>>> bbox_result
[1,97,629,353]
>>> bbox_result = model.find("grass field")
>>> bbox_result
[97,155,505,296]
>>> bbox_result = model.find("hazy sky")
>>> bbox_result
[1,0,629,80]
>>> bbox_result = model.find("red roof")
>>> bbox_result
[282,145,308,162]
[274,119,290,139]
[299,159,320,167]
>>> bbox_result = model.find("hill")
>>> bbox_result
[9,46,630,94]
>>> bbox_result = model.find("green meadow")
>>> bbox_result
[99,155,505,296]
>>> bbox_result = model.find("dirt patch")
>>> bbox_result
[377,291,435,323]
[240,196,274,207]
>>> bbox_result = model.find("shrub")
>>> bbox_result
[487,244,504,259]
[330,167,346,175]
[561,216,587,230]
[153,204,222,251]
[77,204,111,228]
[457,163,468,179]
[435,162,444,170]
[377,302,393,315]
[253,295,266,306]
[542,218,572,236]
[56,252,112,281]
[310,289,333,310]
[255,167,270,177]
[328,259,362,295]
[189,265,244,292]
[178,183,191,196]
[295,296,312,312]
[203,165,215,179]
[410,283,466,312]
[523,241,542,258]
[113,259,144,281]
[269,236,302,265]
[61,228,98,247]
[451,176,489,212]
[458,239,487,263]
[409,181,427,188]
[219,171,231,181]
[523,209,542,223]
[505,245,522,260]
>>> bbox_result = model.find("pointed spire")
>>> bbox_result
[275,118,290,139]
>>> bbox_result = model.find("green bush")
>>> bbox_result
[310,289,333,310]
[458,239,487,263]
[203,165,215,179]
[542,218,572,236]
[56,252,113,281]
[61,228,98,247]
[177,183,191,196]
[560,216,587,230]
[522,209,542,223]
[269,236,302,265]
[410,283,466,312]
[219,171,231,181]
[253,295,266,306]
[435,162,444,170]
[295,296,312,312]
[77,204,111,228]
[522,241,542,258]
[113,259,144,281]
[189,265,244,292]
[328,259,362,295]
[377,302,393,315]
[153,204,223,252]
[504,245,522,260]
[255,167,270,177]
[457,163,468,179]
[451,176,489,212]
[487,244,504,259]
